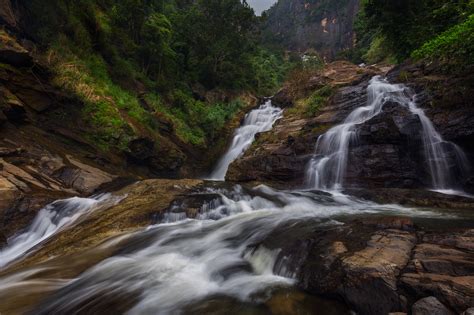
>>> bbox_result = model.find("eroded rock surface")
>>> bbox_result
[274,216,474,315]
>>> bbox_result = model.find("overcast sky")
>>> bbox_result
[247,0,277,15]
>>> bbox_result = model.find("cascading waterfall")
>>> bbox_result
[209,100,283,181]
[0,194,121,268]
[306,75,469,191]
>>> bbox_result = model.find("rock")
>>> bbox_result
[0,109,6,125]
[340,229,416,314]
[0,175,20,213]
[0,158,48,190]
[127,138,155,161]
[0,30,32,67]
[0,0,17,28]
[412,297,454,315]
[399,230,474,313]
[58,155,116,194]
[0,86,27,123]
[272,88,293,108]
[463,307,474,315]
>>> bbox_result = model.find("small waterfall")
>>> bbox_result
[306,75,469,191]
[209,100,283,181]
[0,194,120,268]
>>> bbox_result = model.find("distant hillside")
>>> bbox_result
[262,0,359,60]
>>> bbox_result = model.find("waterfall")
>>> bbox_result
[208,100,283,181]
[0,194,121,268]
[306,75,469,191]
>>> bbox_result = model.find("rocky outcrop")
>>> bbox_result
[262,0,360,60]
[275,216,474,314]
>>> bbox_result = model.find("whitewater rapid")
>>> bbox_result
[1,185,450,315]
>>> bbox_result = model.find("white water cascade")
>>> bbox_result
[0,194,121,268]
[306,75,469,191]
[19,185,444,315]
[209,100,283,180]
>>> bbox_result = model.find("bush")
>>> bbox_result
[412,14,474,67]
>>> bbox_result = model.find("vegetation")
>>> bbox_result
[20,0,295,150]
[348,0,474,67]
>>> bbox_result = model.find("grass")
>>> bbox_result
[287,85,334,118]
[46,38,154,150]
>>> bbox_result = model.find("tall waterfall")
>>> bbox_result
[209,100,283,180]
[306,75,469,191]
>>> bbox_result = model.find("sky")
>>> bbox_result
[247,0,277,15]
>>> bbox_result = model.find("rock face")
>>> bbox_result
[274,216,474,315]
[262,0,360,60]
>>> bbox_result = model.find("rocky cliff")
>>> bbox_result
[262,0,359,60]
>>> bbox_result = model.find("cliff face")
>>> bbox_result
[262,0,360,60]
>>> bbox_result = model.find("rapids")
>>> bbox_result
[0,185,454,314]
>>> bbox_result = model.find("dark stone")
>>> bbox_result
[0,48,33,68]
[412,297,454,315]
[127,138,155,161]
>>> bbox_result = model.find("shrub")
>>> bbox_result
[412,14,474,67]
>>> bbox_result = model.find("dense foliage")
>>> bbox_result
[19,0,292,149]
[348,0,474,66]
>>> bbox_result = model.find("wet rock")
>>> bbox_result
[412,296,454,315]
[400,230,474,313]
[340,229,416,314]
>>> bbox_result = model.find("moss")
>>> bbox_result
[290,85,335,118]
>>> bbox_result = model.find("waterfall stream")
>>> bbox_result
[209,100,283,180]
[305,76,469,191]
